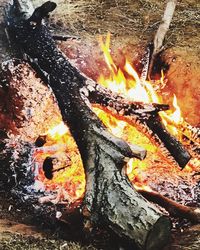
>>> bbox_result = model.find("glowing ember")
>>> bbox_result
[33,122,85,205]
[32,34,199,204]
[47,121,69,140]
[95,33,199,187]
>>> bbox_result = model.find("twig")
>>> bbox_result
[148,0,177,78]
[52,35,80,41]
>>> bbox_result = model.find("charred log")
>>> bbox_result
[139,189,200,223]
[85,79,170,115]
[0,138,33,190]
[4,1,172,249]
[142,114,191,168]
[6,0,191,168]
[29,1,57,24]
[85,80,191,168]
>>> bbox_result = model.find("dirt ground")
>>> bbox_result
[0,0,200,249]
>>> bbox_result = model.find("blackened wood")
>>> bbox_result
[85,78,170,115]
[29,1,57,24]
[0,138,33,190]
[139,189,200,223]
[5,1,171,249]
[86,80,191,168]
[8,1,191,168]
[0,60,83,228]
[143,114,191,168]
[140,43,153,83]
[52,35,80,41]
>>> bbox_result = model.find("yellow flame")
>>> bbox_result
[98,34,163,105]
[99,32,117,73]
[95,33,197,189]
[34,121,85,204]
[160,94,183,137]
[47,121,69,139]
[170,94,183,124]
[97,34,185,137]
[34,33,198,199]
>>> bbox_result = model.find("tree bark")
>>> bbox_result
[4,1,172,249]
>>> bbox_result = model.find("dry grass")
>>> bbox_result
[0,234,96,250]
[32,0,200,54]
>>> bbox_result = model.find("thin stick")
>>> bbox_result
[52,35,80,41]
[148,0,177,78]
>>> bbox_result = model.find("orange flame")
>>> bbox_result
[160,94,183,138]
[98,33,162,104]
[33,121,85,205]
[95,33,198,189]
[33,34,199,202]
[96,33,185,137]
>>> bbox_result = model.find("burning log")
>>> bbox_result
[85,79,170,115]
[4,0,173,249]
[84,80,191,168]
[180,122,200,145]
[0,60,171,248]
[6,0,192,168]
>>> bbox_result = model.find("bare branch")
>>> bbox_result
[148,0,177,77]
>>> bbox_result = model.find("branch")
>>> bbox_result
[84,78,169,115]
[83,80,191,168]
[29,1,57,24]
[139,189,200,223]
[5,1,172,248]
[52,35,80,41]
[148,0,177,78]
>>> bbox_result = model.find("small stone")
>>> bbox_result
[56,211,62,219]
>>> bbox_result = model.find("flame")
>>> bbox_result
[98,33,163,104]
[47,121,69,140]
[33,121,85,205]
[96,33,185,137]
[171,95,183,124]
[32,33,199,202]
[95,33,199,190]
[160,94,183,138]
